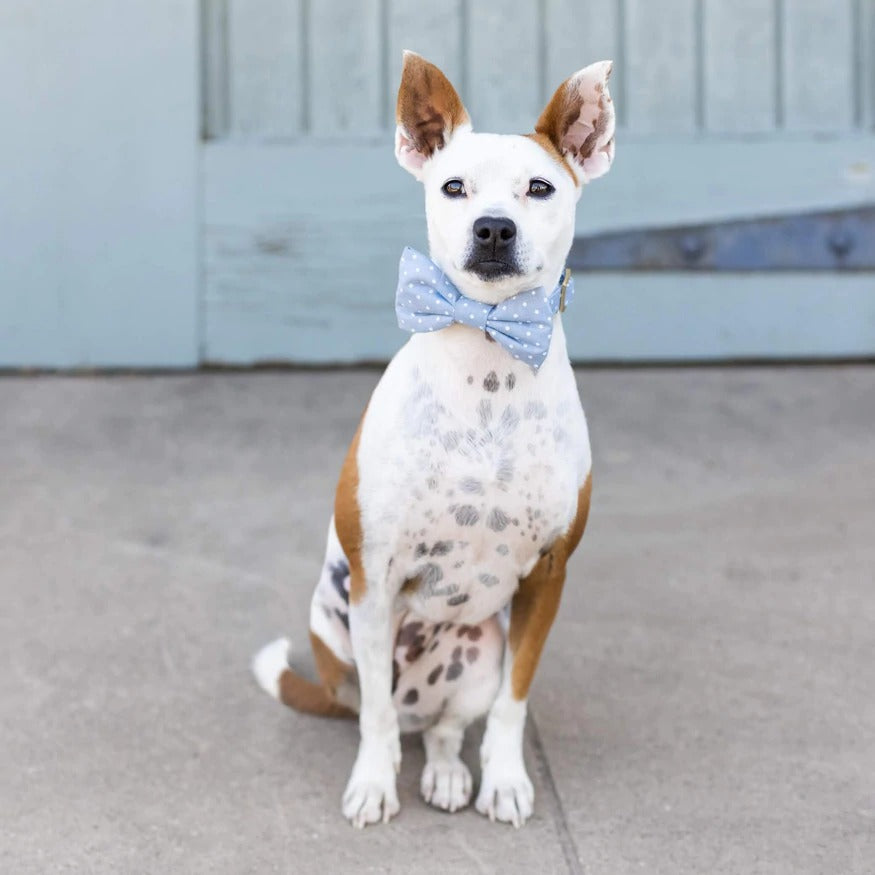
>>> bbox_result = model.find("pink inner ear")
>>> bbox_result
[396,128,427,172]
[582,146,612,179]
[559,70,615,182]
[563,102,599,153]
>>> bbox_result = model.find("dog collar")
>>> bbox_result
[395,247,574,372]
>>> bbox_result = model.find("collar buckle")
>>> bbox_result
[559,267,571,312]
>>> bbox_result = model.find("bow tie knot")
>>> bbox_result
[453,297,493,332]
[395,247,573,372]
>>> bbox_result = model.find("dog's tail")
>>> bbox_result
[251,637,356,720]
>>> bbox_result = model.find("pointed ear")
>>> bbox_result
[395,51,471,180]
[535,60,616,184]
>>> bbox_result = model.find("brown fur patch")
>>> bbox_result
[508,471,593,700]
[396,52,469,158]
[524,131,577,182]
[311,629,352,691]
[335,412,367,604]
[535,79,586,165]
[578,109,609,166]
[399,576,420,596]
[276,632,356,719]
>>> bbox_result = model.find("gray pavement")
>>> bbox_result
[1,367,873,874]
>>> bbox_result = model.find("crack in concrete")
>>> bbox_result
[529,708,584,875]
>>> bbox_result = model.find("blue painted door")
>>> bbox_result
[201,0,875,365]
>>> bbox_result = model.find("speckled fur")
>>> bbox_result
[309,527,504,732]
[356,322,590,627]
[256,51,614,829]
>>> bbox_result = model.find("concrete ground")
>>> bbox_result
[1,367,873,874]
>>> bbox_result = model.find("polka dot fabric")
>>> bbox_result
[395,247,575,373]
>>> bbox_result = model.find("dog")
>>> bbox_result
[253,51,616,828]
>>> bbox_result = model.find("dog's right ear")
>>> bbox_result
[395,52,471,180]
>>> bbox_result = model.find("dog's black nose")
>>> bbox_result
[472,216,517,249]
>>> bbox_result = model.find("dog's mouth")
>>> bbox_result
[464,258,521,281]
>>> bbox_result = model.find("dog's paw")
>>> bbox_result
[475,763,534,828]
[342,744,400,828]
[342,774,400,828]
[342,779,400,828]
[421,757,472,813]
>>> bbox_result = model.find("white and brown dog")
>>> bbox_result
[253,51,615,828]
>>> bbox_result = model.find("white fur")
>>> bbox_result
[343,579,403,827]
[476,663,533,825]
[423,132,581,305]
[308,516,355,664]
[259,56,612,829]
[251,637,290,700]
[342,736,401,828]
[421,725,473,812]
[341,122,593,826]
[356,320,590,627]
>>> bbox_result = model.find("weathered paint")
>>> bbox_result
[203,139,875,364]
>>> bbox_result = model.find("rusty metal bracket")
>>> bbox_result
[568,206,875,271]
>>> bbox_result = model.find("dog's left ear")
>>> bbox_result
[395,51,471,180]
[535,60,616,184]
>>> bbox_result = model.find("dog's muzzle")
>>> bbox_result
[464,216,521,280]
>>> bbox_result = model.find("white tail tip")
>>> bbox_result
[251,637,291,699]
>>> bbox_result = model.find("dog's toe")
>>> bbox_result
[475,766,534,827]
[342,779,400,828]
[421,757,472,813]
[342,746,400,828]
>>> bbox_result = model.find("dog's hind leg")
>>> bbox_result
[252,516,359,717]
[392,616,504,812]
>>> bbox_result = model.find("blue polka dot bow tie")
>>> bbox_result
[395,247,574,372]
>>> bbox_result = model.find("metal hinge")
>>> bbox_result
[568,206,875,271]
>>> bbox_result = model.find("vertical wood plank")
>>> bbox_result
[468,0,542,132]
[703,0,775,133]
[782,0,855,131]
[309,0,382,135]
[387,0,464,127]
[201,0,229,139]
[625,0,697,133]
[543,0,620,109]
[227,0,302,138]
[858,0,875,129]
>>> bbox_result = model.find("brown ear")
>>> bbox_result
[395,51,471,179]
[535,60,616,184]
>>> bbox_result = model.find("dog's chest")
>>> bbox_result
[358,327,590,625]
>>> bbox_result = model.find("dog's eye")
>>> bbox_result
[441,178,466,198]
[528,178,555,198]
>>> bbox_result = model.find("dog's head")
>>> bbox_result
[395,52,615,303]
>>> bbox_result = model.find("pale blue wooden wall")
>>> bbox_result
[0,2,199,368]
[2,1,873,367]
[204,0,875,138]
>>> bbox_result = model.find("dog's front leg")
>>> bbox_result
[475,553,565,828]
[476,477,592,827]
[475,613,542,826]
[342,573,401,828]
